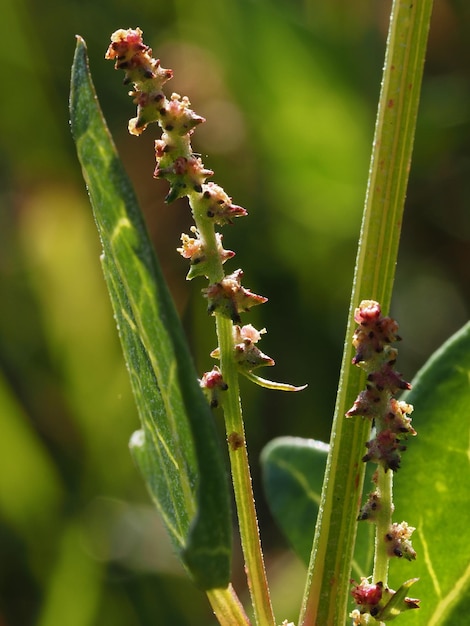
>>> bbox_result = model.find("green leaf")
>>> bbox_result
[69,36,231,589]
[391,321,470,625]
[261,437,329,566]
[379,578,420,621]
[261,437,374,579]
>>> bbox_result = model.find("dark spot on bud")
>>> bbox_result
[165,124,174,131]
[203,190,211,198]
[144,69,154,79]
[159,108,167,115]
[123,76,132,85]
[370,607,379,617]
[194,184,203,192]
[207,210,214,217]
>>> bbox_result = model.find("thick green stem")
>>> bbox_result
[299,1,434,624]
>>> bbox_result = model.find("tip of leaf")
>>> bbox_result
[242,371,307,392]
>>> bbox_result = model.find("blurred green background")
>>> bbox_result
[1,1,469,624]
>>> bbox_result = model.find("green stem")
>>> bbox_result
[189,193,275,626]
[299,1,434,624]
[207,584,253,626]
[373,468,394,586]
[217,315,276,626]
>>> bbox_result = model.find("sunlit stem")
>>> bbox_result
[189,192,275,626]
[217,314,276,626]
[207,584,253,626]
[373,467,394,585]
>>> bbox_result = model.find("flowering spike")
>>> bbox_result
[346,300,416,472]
[347,301,419,620]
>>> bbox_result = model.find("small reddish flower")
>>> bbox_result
[351,578,383,608]
[203,270,267,323]
[199,366,228,408]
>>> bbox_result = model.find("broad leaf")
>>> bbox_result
[69,36,231,589]
[261,436,374,579]
[261,437,328,566]
[390,321,470,625]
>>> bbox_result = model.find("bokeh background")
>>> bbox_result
[1,1,469,624]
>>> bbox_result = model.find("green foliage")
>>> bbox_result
[69,37,231,590]
[261,437,328,567]
[2,1,470,624]
[391,322,470,625]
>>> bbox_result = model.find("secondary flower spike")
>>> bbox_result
[347,301,419,622]
[346,300,416,472]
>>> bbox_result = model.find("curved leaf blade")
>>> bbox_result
[69,36,231,589]
[392,321,470,625]
[261,437,328,566]
[261,437,374,579]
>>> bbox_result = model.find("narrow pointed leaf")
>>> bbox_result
[379,578,420,621]
[69,36,231,589]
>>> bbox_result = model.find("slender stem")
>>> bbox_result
[299,1,434,624]
[207,584,253,626]
[217,315,276,626]
[189,192,275,626]
[373,468,394,585]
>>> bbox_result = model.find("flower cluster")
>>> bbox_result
[106,28,291,406]
[346,300,419,621]
[346,300,416,472]
[350,578,420,625]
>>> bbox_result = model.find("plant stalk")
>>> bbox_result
[373,467,394,586]
[217,314,276,626]
[189,193,275,626]
[207,584,253,626]
[299,1,434,624]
